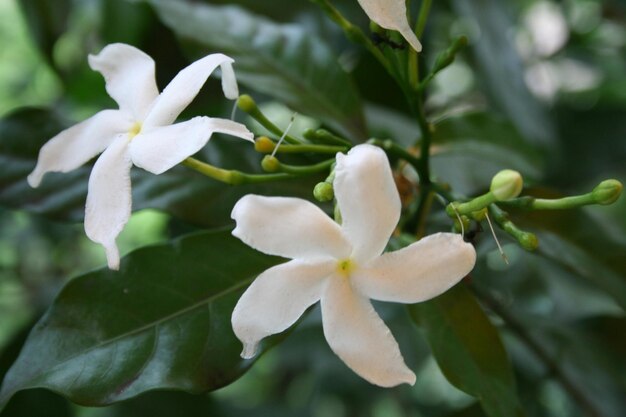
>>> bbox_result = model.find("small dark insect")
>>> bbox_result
[371,32,406,50]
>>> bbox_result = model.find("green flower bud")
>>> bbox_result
[313,182,335,202]
[470,208,488,221]
[261,155,280,173]
[452,215,471,234]
[490,169,523,201]
[237,94,258,113]
[254,136,275,154]
[518,232,539,251]
[591,179,623,205]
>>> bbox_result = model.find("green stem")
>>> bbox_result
[271,158,335,175]
[303,128,353,147]
[415,0,433,38]
[488,204,538,251]
[309,0,395,78]
[501,194,595,210]
[183,157,295,185]
[269,143,348,155]
[238,95,302,144]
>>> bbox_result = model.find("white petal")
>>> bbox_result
[355,233,476,303]
[84,135,133,270]
[232,259,334,359]
[28,110,132,188]
[142,53,238,128]
[130,117,252,175]
[231,195,351,260]
[357,0,423,52]
[88,43,159,120]
[321,276,416,387]
[334,144,401,262]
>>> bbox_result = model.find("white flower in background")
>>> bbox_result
[28,43,254,270]
[357,0,423,52]
[230,144,476,387]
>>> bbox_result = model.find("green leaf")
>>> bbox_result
[0,107,319,226]
[0,230,282,408]
[411,285,524,417]
[511,205,626,311]
[430,112,544,195]
[146,0,366,140]
[16,0,71,69]
[450,0,555,147]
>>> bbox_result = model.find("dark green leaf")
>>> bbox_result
[0,107,319,226]
[510,204,626,311]
[451,0,555,147]
[411,285,524,417]
[16,0,71,69]
[0,230,282,408]
[146,0,366,140]
[431,112,544,195]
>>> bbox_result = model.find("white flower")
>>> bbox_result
[357,0,423,52]
[28,43,254,270]
[230,144,476,387]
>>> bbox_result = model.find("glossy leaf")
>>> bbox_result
[431,112,544,195]
[0,107,319,226]
[511,205,626,311]
[411,285,524,417]
[0,230,283,408]
[450,0,555,147]
[146,0,366,140]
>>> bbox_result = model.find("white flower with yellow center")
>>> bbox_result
[230,144,476,387]
[28,43,253,270]
[357,0,423,52]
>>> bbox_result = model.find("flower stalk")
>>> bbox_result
[237,95,302,144]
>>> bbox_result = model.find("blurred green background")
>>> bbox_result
[1,0,625,416]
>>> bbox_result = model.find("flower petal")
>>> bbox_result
[88,43,159,120]
[334,144,401,262]
[84,135,133,270]
[142,54,238,128]
[129,117,251,175]
[357,0,422,52]
[321,276,416,387]
[28,110,132,188]
[355,233,476,303]
[232,258,334,358]
[231,195,351,260]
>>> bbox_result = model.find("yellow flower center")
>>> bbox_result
[336,258,356,278]
[128,122,142,139]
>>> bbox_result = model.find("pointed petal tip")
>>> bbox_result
[240,342,258,359]
[105,244,121,271]
[26,171,42,188]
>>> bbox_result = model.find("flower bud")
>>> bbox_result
[591,179,623,205]
[518,232,539,251]
[470,208,488,221]
[261,155,280,173]
[237,94,258,114]
[452,215,471,234]
[254,136,275,154]
[313,182,335,202]
[490,170,523,201]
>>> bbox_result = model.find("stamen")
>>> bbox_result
[485,212,509,265]
[271,113,297,158]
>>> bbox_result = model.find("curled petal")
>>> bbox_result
[88,43,159,120]
[232,259,334,358]
[129,117,251,175]
[143,54,238,128]
[357,0,422,52]
[334,144,401,262]
[28,110,132,188]
[84,135,133,270]
[321,276,416,387]
[232,195,351,260]
[355,233,476,303]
